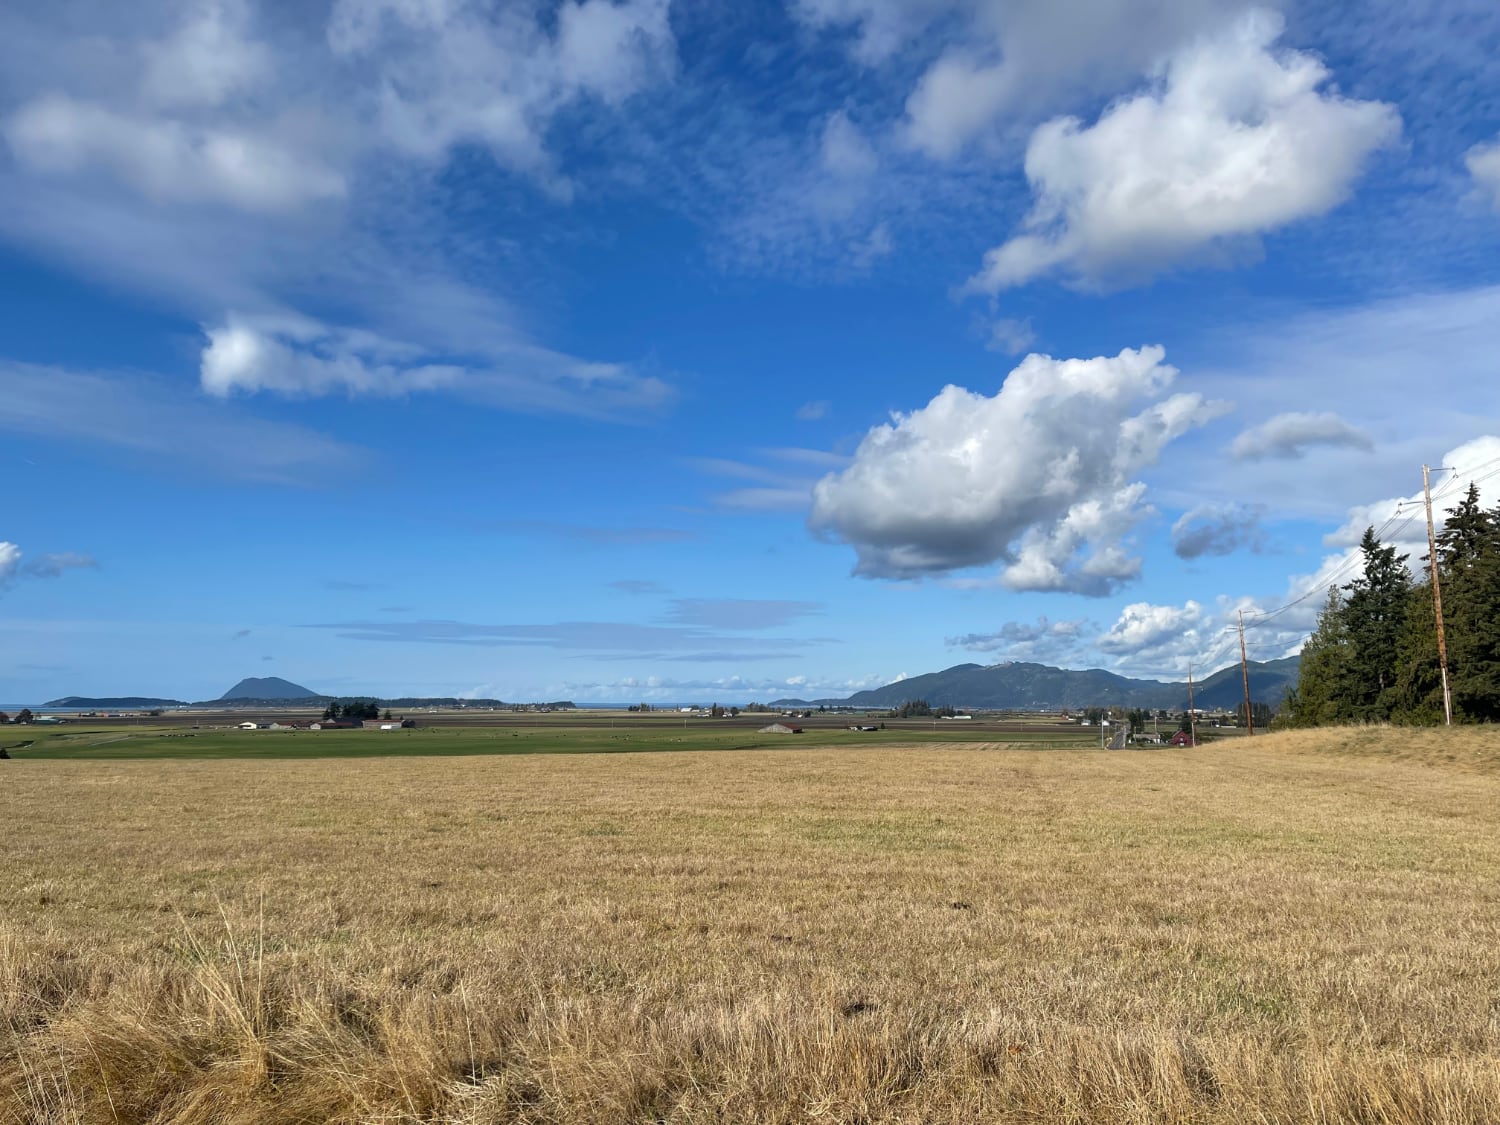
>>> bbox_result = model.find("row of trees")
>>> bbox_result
[1283,484,1500,726]
[0,709,34,724]
[322,700,392,721]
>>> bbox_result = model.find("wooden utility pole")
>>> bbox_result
[1422,464,1454,726]
[1186,662,1197,747]
[1237,609,1254,736]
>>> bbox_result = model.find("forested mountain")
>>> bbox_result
[219,677,321,701]
[773,657,1300,711]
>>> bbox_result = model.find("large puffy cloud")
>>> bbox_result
[1466,135,1500,211]
[1097,600,1205,655]
[966,10,1400,292]
[808,345,1228,592]
[794,0,1248,155]
[1231,411,1374,460]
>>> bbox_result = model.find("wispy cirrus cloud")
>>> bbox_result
[303,616,833,662]
[662,599,823,630]
[0,363,366,484]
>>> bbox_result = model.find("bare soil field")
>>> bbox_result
[4,730,1499,1123]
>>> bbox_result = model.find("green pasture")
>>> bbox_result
[3,721,1098,760]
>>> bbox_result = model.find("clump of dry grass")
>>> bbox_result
[5,730,1500,1122]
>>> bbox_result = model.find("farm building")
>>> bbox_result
[1168,731,1197,747]
[237,721,259,730]
[759,723,803,734]
[361,719,416,730]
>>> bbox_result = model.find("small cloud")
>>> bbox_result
[984,318,1036,355]
[22,552,98,578]
[0,542,20,586]
[1,542,96,591]
[609,580,668,595]
[796,400,831,422]
[1231,412,1374,461]
[849,222,893,269]
[1465,134,1500,211]
[1171,503,1266,559]
[947,616,1089,662]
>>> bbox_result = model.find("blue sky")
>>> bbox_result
[4,0,1500,705]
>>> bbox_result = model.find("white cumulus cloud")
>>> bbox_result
[808,345,1228,592]
[966,9,1400,292]
[1097,600,1205,655]
[0,542,19,586]
[796,0,1247,155]
[1231,410,1374,461]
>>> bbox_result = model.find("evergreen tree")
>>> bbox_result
[1284,587,1354,727]
[1340,527,1410,721]
[1393,579,1444,724]
[1436,486,1500,721]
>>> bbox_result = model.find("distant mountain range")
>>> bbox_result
[771,656,1301,712]
[41,696,189,710]
[40,676,564,711]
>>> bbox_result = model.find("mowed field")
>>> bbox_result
[4,728,1500,1123]
[4,711,1100,760]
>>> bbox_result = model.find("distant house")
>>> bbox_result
[310,720,358,730]
[361,719,416,730]
[1168,731,1197,747]
[759,723,803,734]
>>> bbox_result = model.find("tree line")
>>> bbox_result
[1283,483,1500,726]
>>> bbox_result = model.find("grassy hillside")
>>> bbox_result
[4,730,1499,1122]
[1258,724,1500,772]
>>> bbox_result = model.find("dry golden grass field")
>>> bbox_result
[4,728,1500,1123]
